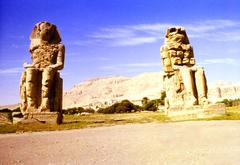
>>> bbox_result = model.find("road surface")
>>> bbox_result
[1,121,240,165]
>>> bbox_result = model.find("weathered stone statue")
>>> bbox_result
[20,21,64,124]
[160,27,208,109]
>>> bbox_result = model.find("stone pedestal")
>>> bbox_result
[165,103,226,121]
[23,112,63,124]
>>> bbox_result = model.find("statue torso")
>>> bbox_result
[31,44,59,68]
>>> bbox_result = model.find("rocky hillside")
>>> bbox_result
[63,72,240,109]
[208,81,240,102]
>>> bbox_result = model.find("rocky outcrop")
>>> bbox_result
[208,81,240,102]
[0,109,12,125]
[63,72,240,109]
[63,72,164,109]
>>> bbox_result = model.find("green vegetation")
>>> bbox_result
[96,97,165,113]
[62,107,95,115]
[141,96,165,112]
[0,112,168,134]
[1,106,240,134]
[1,97,240,134]
[97,100,142,114]
[219,98,240,107]
[209,98,240,120]
[142,98,164,111]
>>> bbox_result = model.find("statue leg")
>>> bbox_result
[180,67,198,106]
[195,67,208,105]
[40,68,56,112]
[54,72,63,113]
[25,68,39,112]
[20,71,27,114]
[163,73,184,108]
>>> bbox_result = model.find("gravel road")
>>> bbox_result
[1,121,240,165]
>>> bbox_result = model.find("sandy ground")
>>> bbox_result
[0,121,240,165]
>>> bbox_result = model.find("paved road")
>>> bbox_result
[1,121,240,165]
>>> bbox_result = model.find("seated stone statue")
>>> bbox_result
[160,27,208,108]
[20,21,65,114]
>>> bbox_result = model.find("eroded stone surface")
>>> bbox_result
[160,27,208,108]
[20,21,64,123]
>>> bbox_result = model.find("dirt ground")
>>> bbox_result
[0,121,240,165]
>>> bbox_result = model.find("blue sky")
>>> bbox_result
[0,0,240,105]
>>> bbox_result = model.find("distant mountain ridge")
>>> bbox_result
[63,72,240,109]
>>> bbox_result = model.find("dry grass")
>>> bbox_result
[206,106,240,120]
[0,106,240,134]
[0,112,168,134]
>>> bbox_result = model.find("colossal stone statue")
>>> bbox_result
[20,21,64,124]
[160,27,208,109]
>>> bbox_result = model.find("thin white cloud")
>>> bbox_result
[199,58,240,66]
[187,19,239,32]
[67,56,111,63]
[90,28,134,39]
[70,40,97,46]
[112,37,159,46]
[100,62,161,70]
[212,31,240,41]
[180,19,240,41]
[123,62,160,67]
[0,67,23,75]
[227,48,240,54]
[100,62,162,75]
[88,19,240,46]
[129,23,172,33]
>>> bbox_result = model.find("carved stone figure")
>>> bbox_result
[160,27,208,108]
[20,21,64,123]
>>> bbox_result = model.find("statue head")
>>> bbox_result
[161,26,195,73]
[30,21,61,44]
[165,26,189,44]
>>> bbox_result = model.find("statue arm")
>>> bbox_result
[23,44,40,69]
[49,44,65,70]
[23,52,35,69]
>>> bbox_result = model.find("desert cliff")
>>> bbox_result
[63,72,240,109]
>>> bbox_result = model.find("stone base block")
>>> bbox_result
[165,103,226,121]
[23,112,63,124]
